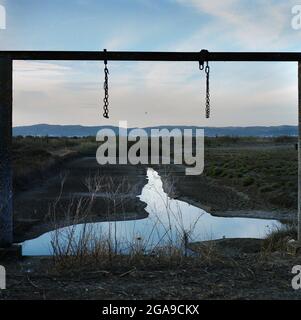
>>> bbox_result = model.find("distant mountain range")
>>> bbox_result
[13,124,298,137]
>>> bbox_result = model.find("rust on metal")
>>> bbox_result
[0,51,301,248]
[0,57,13,247]
[298,60,301,243]
[0,51,301,62]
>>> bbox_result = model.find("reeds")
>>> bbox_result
[48,170,203,272]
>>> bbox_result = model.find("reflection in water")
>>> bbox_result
[22,168,281,256]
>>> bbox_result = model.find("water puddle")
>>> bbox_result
[22,168,281,256]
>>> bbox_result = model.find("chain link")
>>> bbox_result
[103,49,109,119]
[205,62,210,119]
[199,50,210,119]
[101,49,210,119]
[103,63,109,118]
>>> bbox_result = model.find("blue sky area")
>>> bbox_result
[0,0,300,127]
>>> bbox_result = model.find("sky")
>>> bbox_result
[0,0,301,127]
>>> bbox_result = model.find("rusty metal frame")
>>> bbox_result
[0,50,300,247]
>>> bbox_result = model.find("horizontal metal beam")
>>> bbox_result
[0,51,301,62]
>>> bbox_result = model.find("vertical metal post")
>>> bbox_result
[298,61,301,243]
[0,57,13,247]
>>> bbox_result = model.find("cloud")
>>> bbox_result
[14,61,72,90]
[13,56,298,128]
[174,0,297,50]
[12,2,299,127]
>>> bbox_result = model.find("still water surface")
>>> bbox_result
[22,168,281,256]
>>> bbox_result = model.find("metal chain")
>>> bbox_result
[101,49,210,119]
[103,50,109,119]
[199,50,210,119]
[205,61,210,119]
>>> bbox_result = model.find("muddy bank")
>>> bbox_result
[189,238,263,257]
[154,164,297,222]
[1,244,301,300]
[13,159,148,242]
[13,148,80,194]
[210,210,296,221]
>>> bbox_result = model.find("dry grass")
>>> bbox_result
[190,241,223,264]
[48,174,135,271]
[262,223,297,253]
[47,171,204,273]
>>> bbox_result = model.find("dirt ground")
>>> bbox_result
[6,136,300,300]
[1,243,301,300]
[155,141,297,222]
[13,138,297,243]
[13,159,147,242]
